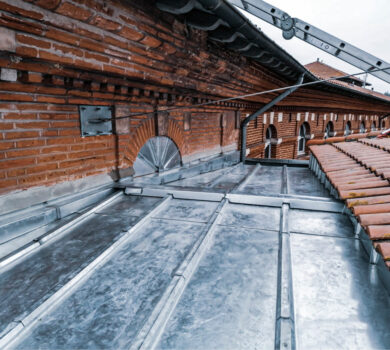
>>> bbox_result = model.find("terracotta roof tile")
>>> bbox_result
[339,187,390,200]
[358,213,390,227]
[310,138,390,271]
[376,242,390,260]
[305,61,390,102]
[353,203,390,216]
[307,132,382,147]
[367,225,390,240]
[305,61,365,83]
[336,179,388,191]
[346,194,390,208]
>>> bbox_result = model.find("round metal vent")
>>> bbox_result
[133,136,181,176]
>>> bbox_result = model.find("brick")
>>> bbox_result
[26,163,57,174]
[16,139,45,148]
[35,0,61,10]
[15,46,38,58]
[0,93,34,102]
[56,1,93,21]
[36,96,66,104]
[53,43,83,58]
[0,123,14,130]
[89,15,122,31]
[42,130,58,137]
[118,26,144,41]
[45,28,80,46]
[20,71,43,83]
[0,157,35,169]
[49,120,78,128]
[0,3,44,20]
[84,51,110,63]
[73,58,102,71]
[70,144,84,151]
[40,145,68,153]
[15,121,50,129]
[67,150,94,159]
[74,26,103,41]
[60,159,87,168]
[16,34,51,49]
[84,142,107,150]
[140,35,162,48]
[37,153,67,163]
[6,148,39,158]
[78,38,104,53]
[5,131,40,139]
[0,141,15,150]
[104,35,128,50]
[46,136,74,145]
[7,168,26,177]
[39,50,74,65]
[58,129,79,136]
[0,13,43,36]
[0,178,18,189]
[18,173,47,186]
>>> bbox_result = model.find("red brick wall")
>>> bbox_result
[0,0,274,194]
[0,0,389,195]
[247,110,389,159]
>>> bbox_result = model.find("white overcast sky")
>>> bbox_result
[237,0,390,93]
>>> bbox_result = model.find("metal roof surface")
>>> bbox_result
[1,161,389,349]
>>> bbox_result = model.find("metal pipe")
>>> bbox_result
[241,74,305,162]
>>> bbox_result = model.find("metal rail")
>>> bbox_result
[228,0,390,85]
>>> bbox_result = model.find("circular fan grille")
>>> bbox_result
[133,136,181,176]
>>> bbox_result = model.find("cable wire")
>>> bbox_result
[92,66,390,122]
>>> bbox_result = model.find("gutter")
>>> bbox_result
[196,0,313,80]
[241,74,305,162]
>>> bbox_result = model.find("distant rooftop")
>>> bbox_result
[305,60,390,102]
[306,60,370,86]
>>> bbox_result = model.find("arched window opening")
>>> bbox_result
[345,121,352,136]
[133,136,181,176]
[381,119,386,130]
[359,122,366,133]
[371,121,377,131]
[324,121,334,139]
[264,124,277,158]
[298,122,310,155]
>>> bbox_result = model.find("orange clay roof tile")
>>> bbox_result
[367,226,390,240]
[358,213,390,227]
[346,194,390,207]
[376,242,390,260]
[305,61,390,103]
[353,203,390,216]
[311,139,390,269]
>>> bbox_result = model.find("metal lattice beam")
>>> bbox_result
[228,0,390,85]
